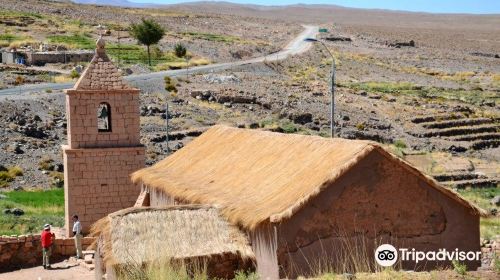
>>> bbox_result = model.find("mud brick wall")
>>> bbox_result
[63,146,145,234]
[0,235,95,272]
[26,52,94,66]
[65,90,141,149]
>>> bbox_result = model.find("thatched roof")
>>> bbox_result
[131,125,486,230]
[90,205,254,267]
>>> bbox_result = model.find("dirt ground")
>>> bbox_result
[0,259,93,280]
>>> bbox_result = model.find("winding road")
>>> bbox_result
[0,25,318,97]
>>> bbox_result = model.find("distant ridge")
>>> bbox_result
[71,1,500,18]
[72,0,150,7]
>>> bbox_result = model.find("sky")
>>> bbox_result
[129,0,500,14]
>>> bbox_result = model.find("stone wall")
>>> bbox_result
[0,234,95,272]
[26,51,94,66]
[63,146,145,234]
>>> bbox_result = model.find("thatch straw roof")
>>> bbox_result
[131,125,486,230]
[90,205,254,267]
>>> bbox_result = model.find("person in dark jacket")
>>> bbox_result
[41,224,55,269]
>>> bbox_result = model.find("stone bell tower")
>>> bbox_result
[62,37,145,235]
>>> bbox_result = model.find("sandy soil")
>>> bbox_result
[0,260,93,280]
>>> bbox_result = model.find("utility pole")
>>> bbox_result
[304,37,336,138]
[186,57,189,80]
[330,50,335,138]
[165,101,170,154]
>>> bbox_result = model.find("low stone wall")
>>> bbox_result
[26,51,94,66]
[0,234,95,272]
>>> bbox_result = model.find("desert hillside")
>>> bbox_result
[0,0,498,279]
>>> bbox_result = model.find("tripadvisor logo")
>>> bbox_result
[375,244,398,267]
[374,244,481,267]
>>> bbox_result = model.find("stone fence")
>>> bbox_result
[0,234,95,272]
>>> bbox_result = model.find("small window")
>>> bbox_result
[97,103,111,132]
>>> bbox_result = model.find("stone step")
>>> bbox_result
[82,250,95,256]
[433,173,487,182]
[422,118,496,129]
[84,254,93,264]
[411,113,467,124]
[446,132,500,142]
[443,178,499,189]
[80,260,95,271]
[416,124,500,138]
[470,139,500,150]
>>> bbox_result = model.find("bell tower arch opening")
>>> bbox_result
[97,102,111,132]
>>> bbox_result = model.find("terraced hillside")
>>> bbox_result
[409,111,500,152]
[434,172,499,189]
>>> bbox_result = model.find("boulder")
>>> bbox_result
[11,208,24,216]
[190,90,215,101]
[290,112,313,125]
[7,144,24,154]
[491,196,500,207]
[20,124,48,139]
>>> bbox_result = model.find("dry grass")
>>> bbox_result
[132,126,485,230]
[54,75,75,83]
[154,57,211,71]
[115,258,210,280]
[132,125,372,229]
[91,206,254,268]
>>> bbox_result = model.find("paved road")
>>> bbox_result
[0,25,318,97]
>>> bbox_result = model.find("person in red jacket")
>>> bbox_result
[41,224,55,269]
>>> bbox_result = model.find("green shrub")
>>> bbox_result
[452,260,467,276]
[393,139,407,149]
[164,76,178,93]
[356,123,365,131]
[234,270,259,280]
[38,158,55,171]
[0,166,23,188]
[0,171,14,182]
[280,122,298,133]
[174,43,187,58]
[49,171,64,188]
[70,69,80,79]
[8,166,23,177]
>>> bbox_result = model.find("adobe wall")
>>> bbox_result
[65,90,141,149]
[273,149,480,278]
[63,146,145,234]
[0,234,94,272]
[26,52,94,66]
